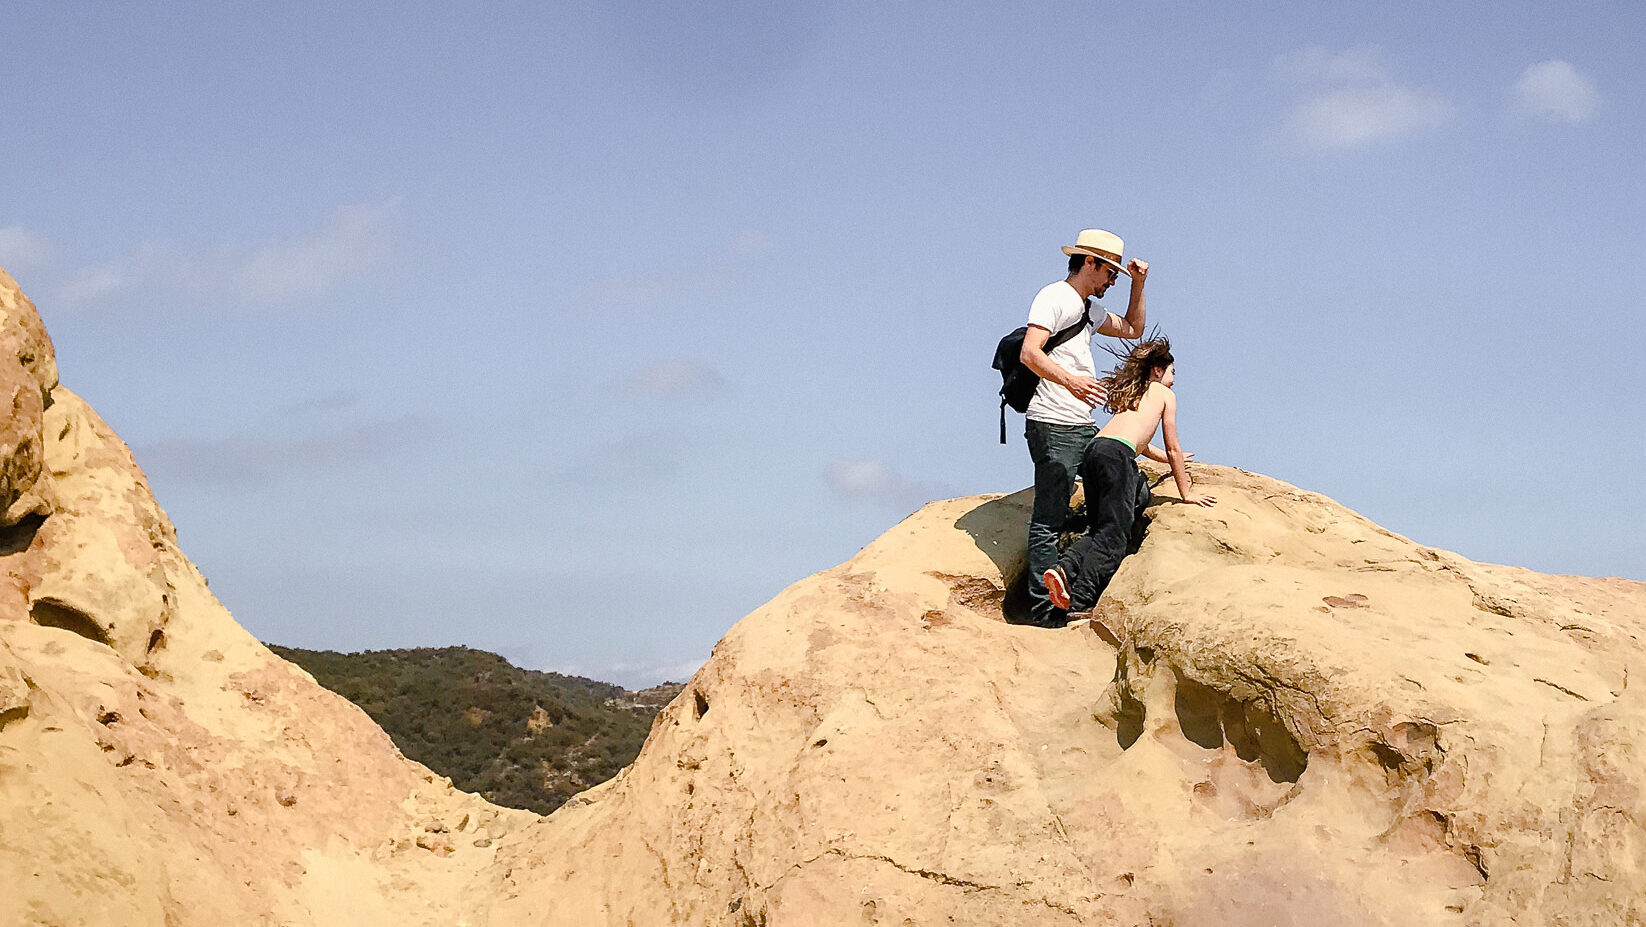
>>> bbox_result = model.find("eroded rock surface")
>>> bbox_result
[1,263,1642,926]
[0,267,56,525]
[0,270,534,927]
[483,478,1646,927]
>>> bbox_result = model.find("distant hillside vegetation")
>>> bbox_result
[269,645,685,815]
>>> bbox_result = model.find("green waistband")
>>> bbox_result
[1098,434,1137,453]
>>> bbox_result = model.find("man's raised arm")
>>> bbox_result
[1096,259,1149,339]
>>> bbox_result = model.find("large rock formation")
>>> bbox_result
[485,479,1646,926]
[1,264,1642,926]
[0,268,533,927]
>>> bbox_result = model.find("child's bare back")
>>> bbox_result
[1096,347,1214,508]
[1098,380,1171,451]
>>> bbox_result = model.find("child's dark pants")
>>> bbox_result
[1057,437,1143,612]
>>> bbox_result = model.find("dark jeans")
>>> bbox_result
[1026,420,1095,623]
[1057,437,1143,612]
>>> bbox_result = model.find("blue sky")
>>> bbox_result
[3,2,1641,687]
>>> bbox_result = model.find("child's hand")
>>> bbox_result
[1181,490,1217,507]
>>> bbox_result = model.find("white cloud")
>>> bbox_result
[824,458,937,509]
[1278,46,1387,85]
[1276,46,1450,150]
[0,226,51,274]
[234,200,396,300]
[59,261,131,304]
[645,658,707,686]
[1514,60,1599,123]
[59,243,159,305]
[545,657,704,688]
[135,416,425,486]
[586,229,768,311]
[57,199,398,308]
[628,358,728,397]
[552,429,684,487]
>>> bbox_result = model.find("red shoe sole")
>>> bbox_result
[1043,568,1070,610]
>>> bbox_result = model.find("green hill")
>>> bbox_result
[269,645,685,815]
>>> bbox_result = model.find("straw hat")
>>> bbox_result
[1061,229,1127,273]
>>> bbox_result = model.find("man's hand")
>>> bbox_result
[1064,375,1106,408]
[1127,258,1149,282]
[1023,327,1107,407]
[1180,489,1217,507]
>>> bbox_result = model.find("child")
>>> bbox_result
[1043,338,1215,616]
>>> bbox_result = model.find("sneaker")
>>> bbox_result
[1042,566,1071,611]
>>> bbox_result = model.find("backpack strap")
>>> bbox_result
[1046,305,1093,353]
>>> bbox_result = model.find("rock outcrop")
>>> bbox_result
[1,264,1642,926]
[0,269,533,927]
[485,479,1646,926]
[0,269,56,526]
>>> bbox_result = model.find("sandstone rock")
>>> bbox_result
[0,267,533,927]
[0,267,57,525]
[1,262,1642,926]
[483,470,1646,927]
[0,650,29,728]
[20,390,181,666]
[527,703,554,733]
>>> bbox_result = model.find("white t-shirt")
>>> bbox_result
[1025,280,1099,426]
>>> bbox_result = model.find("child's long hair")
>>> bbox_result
[1101,336,1174,414]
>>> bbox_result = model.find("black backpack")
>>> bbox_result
[991,305,1091,443]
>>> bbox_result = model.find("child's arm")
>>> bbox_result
[1160,387,1216,507]
[1140,443,1193,464]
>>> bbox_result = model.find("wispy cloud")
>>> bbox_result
[134,416,425,486]
[1275,46,1450,150]
[1514,60,1599,123]
[60,245,164,304]
[234,200,396,300]
[58,199,399,308]
[824,459,938,510]
[544,656,705,689]
[586,228,770,311]
[278,391,362,417]
[552,429,683,487]
[0,226,51,274]
[627,358,728,398]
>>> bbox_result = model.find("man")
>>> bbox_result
[1019,228,1148,626]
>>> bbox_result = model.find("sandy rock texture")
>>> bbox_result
[489,472,1646,926]
[2,261,1643,926]
[0,268,56,525]
[0,270,533,927]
